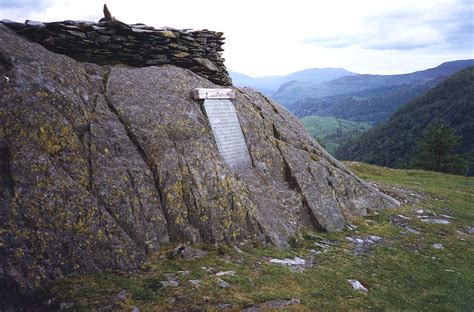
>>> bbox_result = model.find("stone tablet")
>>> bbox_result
[203,99,252,171]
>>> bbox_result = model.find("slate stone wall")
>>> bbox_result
[1,19,231,86]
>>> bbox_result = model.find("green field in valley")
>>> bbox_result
[300,115,372,154]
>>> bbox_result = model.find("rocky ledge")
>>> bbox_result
[0,24,398,302]
[0,19,231,86]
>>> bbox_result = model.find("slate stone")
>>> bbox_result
[95,35,111,43]
[1,19,231,86]
[67,30,86,38]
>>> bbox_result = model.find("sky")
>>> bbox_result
[1,0,473,77]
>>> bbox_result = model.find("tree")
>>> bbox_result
[411,119,469,175]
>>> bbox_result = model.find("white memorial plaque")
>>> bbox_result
[192,88,236,99]
[203,99,252,171]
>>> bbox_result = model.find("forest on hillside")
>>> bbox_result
[336,67,474,175]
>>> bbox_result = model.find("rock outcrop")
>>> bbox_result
[0,24,398,301]
[1,19,231,86]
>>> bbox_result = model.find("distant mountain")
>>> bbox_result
[229,68,356,96]
[300,116,372,154]
[336,67,474,175]
[274,60,474,107]
[290,83,432,124]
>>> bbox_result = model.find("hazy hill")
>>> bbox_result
[291,83,431,123]
[336,67,474,175]
[274,60,474,107]
[230,67,356,96]
[300,116,371,154]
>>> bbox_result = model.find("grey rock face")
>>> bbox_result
[0,24,398,299]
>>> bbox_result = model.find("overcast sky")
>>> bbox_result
[1,0,473,77]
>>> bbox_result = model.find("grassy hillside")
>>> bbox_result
[300,116,371,154]
[337,67,474,175]
[43,164,474,311]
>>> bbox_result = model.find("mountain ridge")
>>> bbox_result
[336,67,474,175]
[230,67,357,96]
[273,59,474,107]
[291,83,434,124]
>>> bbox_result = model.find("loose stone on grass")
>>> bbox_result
[218,303,233,309]
[404,226,421,234]
[270,257,306,266]
[270,256,310,273]
[117,290,128,300]
[217,278,230,288]
[59,302,74,310]
[263,299,300,308]
[234,245,244,254]
[346,235,383,255]
[390,215,412,227]
[160,280,179,288]
[160,273,180,288]
[173,244,208,260]
[397,214,411,220]
[177,270,190,276]
[348,279,368,292]
[215,270,236,276]
[346,224,358,231]
[440,214,455,219]
[241,298,300,311]
[189,279,201,287]
[421,219,450,225]
[313,239,336,251]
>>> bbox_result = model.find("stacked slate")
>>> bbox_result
[1,19,231,86]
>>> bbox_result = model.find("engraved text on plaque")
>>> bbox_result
[203,99,252,171]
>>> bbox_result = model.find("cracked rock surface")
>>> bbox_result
[0,25,398,298]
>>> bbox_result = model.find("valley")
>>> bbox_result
[232,60,474,174]
[300,116,371,154]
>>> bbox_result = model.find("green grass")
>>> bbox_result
[48,163,474,311]
[300,115,372,154]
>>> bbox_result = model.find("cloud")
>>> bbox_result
[0,0,54,22]
[303,35,362,49]
[304,27,444,51]
[361,26,443,50]
[0,0,471,76]
[304,0,473,52]
[0,0,53,10]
